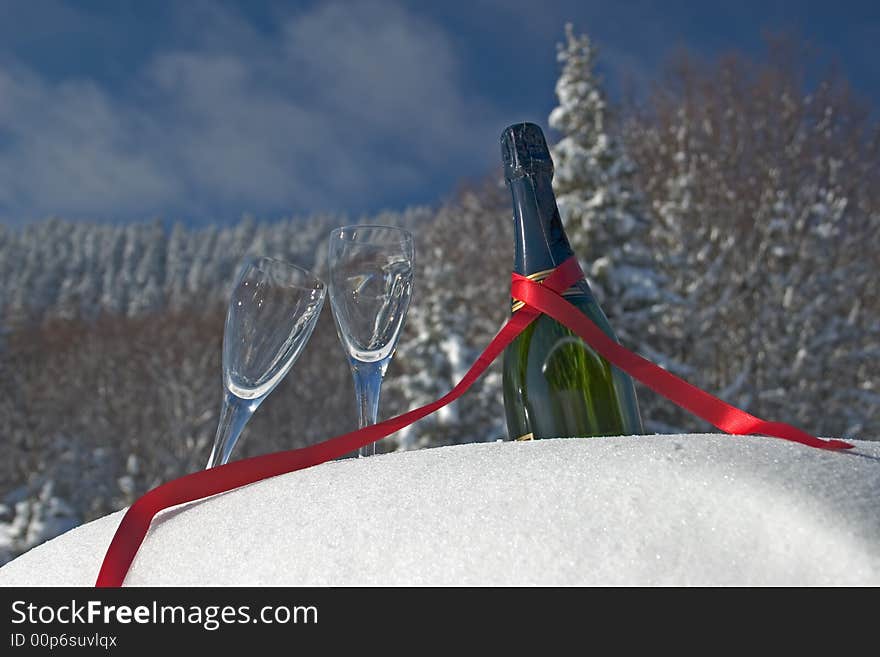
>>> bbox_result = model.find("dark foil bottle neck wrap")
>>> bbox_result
[502,122,576,279]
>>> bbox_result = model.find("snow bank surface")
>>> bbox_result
[1,434,879,586]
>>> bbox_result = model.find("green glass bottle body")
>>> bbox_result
[500,123,643,440]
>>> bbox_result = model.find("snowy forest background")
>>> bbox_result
[1,28,878,564]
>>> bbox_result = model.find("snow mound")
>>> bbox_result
[1,434,879,586]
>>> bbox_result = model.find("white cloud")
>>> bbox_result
[0,64,181,219]
[0,0,504,223]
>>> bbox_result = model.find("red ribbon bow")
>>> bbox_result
[95,256,852,586]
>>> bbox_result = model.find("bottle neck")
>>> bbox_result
[508,172,575,277]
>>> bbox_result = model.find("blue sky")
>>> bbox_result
[0,0,877,226]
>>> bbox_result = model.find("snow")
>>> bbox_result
[1,434,878,586]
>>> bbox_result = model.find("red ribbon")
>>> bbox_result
[95,256,852,587]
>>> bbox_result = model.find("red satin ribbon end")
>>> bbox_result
[822,439,855,450]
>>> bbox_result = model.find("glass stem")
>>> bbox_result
[206,391,258,469]
[350,358,389,457]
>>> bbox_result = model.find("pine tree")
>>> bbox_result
[165,222,190,310]
[548,25,666,333]
[130,219,166,315]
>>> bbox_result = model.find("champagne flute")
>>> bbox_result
[328,225,414,457]
[206,256,326,469]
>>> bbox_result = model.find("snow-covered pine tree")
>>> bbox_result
[548,24,667,339]
[99,225,127,316]
[74,224,104,320]
[165,222,191,311]
[548,24,678,431]
[130,219,166,315]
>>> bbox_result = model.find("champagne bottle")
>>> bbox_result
[501,122,643,440]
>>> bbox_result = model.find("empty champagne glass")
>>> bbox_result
[206,256,326,469]
[328,225,414,457]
